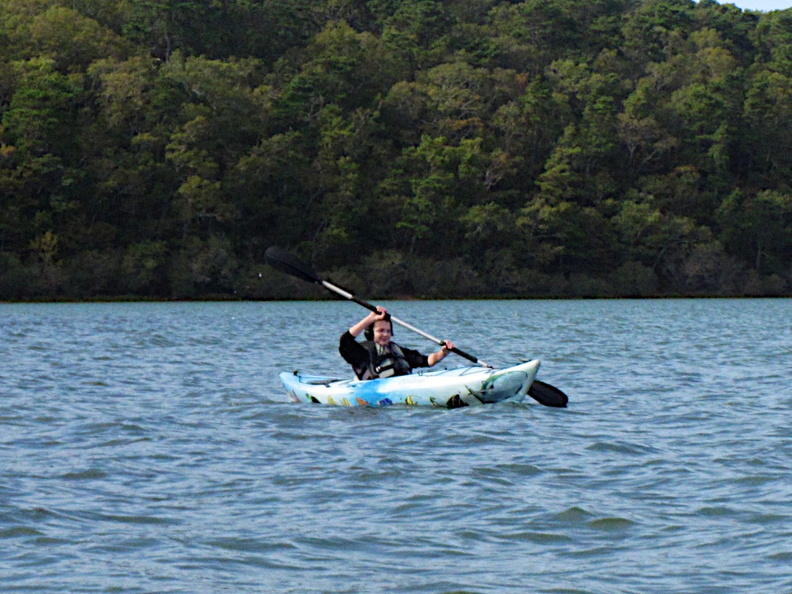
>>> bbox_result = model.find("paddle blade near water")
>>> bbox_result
[265,246,321,283]
[528,380,569,408]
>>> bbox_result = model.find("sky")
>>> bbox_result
[717,0,792,10]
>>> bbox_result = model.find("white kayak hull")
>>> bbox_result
[279,360,540,408]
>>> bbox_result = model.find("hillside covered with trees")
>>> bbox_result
[1,0,791,300]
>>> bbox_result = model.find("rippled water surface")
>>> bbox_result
[2,299,791,592]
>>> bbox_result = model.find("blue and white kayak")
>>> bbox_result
[279,360,540,408]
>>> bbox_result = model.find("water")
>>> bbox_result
[1,299,791,593]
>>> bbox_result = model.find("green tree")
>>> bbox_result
[373,0,455,71]
[4,3,133,71]
[751,7,792,73]
[613,197,713,287]
[741,68,792,185]
[617,86,679,177]
[0,57,88,257]
[309,104,387,264]
[489,79,560,197]
[376,134,497,255]
[121,0,219,60]
[518,196,617,274]
[621,0,695,68]
[276,20,402,121]
[85,56,173,246]
[717,189,792,274]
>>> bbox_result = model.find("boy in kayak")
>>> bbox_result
[340,306,455,380]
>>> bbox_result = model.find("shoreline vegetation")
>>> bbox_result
[1,0,791,301]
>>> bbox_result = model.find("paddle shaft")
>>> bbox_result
[319,279,492,368]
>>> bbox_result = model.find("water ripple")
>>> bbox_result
[1,300,791,592]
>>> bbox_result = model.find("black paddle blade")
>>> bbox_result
[265,247,321,284]
[528,380,569,408]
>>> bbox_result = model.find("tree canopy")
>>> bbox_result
[1,0,791,300]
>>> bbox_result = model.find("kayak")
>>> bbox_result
[279,360,540,408]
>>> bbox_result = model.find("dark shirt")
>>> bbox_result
[339,331,429,375]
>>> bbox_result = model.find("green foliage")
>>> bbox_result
[1,0,791,300]
[1,1,133,69]
[717,189,792,275]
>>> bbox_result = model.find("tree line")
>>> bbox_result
[1,0,791,300]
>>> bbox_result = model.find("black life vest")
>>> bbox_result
[355,341,411,380]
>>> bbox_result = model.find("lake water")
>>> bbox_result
[1,299,791,592]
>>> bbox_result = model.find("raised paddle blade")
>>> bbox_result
[528,380,568,408]
[265,246,321,283]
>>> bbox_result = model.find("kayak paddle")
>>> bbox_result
[265,246,568,407]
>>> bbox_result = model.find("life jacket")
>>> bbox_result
[355,341,411,380]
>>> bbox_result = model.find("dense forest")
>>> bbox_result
[1,0,791,300]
